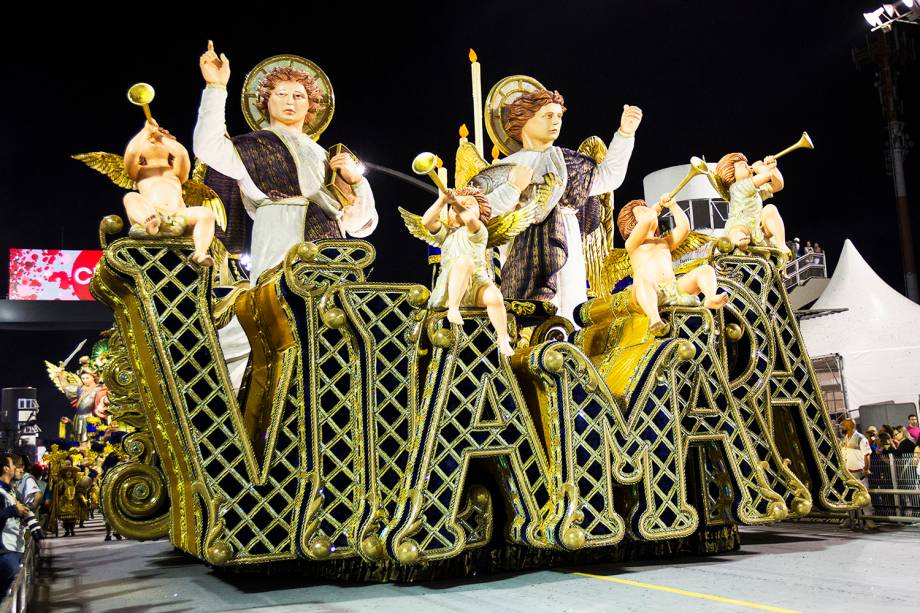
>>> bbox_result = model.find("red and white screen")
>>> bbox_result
[8,249,103,300]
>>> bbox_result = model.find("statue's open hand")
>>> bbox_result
[619,105,643,135]
[330,152,363,185]
[509,165,534,192]
[200,40,230,86]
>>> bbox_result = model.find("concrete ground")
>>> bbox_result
[30,518,920,613]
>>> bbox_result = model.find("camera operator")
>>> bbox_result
[12,455,42,514]
[0,452,31,595]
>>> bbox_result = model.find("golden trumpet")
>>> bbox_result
[411,152,448,193]
[770,132,814,160]
[666,156,709,201]
[127,82,155,123]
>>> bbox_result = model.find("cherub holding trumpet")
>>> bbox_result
[618,194,727,336]
[400,187,536,357]
[715,152,788,255]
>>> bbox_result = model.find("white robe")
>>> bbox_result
[484,133,634,322]
[193,85,379,390]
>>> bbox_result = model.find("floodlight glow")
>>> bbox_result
[903,0,914,8]
[864,7,885,26]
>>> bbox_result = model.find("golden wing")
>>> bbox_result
[485,200,538,248]
[455,141,490,189]
[72,152,135,190]
[398,207,441,247]
[672,231,714,261]
[579,136,615,297]
[601,248,633,288]
[45,360,79,395]
[191,158,208,184]
[182,180,227,231]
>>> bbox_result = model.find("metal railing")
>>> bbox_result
[0,535,39,613]
[784,252,827,290]
[866,454,920,521]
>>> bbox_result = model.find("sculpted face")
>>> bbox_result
[521,103,563,149]
[733,160,753,182]
[267,80,311,129]
[80,373,95,386]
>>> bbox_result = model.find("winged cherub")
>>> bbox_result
[617,194,727,335]
[400,187,536,356]
[73,122,227,266]
[714,153,789,256]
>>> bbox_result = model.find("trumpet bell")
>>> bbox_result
[689,156,709,175]
[127,82,155,106]
[411,152,438,176]
[797,131,814,151]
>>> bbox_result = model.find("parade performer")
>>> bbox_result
[617,194,727,335]
[469,88,642,322]
[401,188,536,356]
[715,152,789,255]
[194,41,378,283]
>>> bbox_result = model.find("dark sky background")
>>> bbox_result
[1,2,917,438]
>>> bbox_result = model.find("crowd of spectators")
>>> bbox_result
[0,452,45,597]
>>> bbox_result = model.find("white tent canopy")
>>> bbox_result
[800,239,920,414]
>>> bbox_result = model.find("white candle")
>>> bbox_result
[470,49,484,158]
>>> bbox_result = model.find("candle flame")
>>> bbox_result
[469,48,478,63]
[491,144,500,161]
[459,124,469,138]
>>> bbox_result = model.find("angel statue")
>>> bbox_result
[467,76,642,322]
[73,119,227,267]
[400,187,536,356]
[616,194,727,335]
[46,356,107,444]
[713,152,789,257]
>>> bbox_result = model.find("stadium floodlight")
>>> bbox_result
[864,7,885,27]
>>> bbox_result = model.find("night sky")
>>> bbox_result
[1,2,917,437]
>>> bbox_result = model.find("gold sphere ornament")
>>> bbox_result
[206,541,233,565]
[561,526,587,549]
[297,241,320,262]
[407,285,431,308]
[431,328,454,348]
[396,539,420,564]
[676,341,696,361]
[854,491,872,508]
[360,535,385,561]
[717,237,734,254]
[102,215,124,235]
[309,536,333,559]
[321,308,347,329]
[543,349,565,373]
[792,498,813,516]
[767,501,788,521]
[725,323,744,342]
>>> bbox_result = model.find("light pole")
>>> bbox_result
[856,3,919,302]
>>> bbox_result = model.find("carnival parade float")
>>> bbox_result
[70,43,867,582]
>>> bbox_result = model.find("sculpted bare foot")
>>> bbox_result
[704,293,729,309]
[497,335,515,357]
[191,252,214,267]
[447,307,463,325]
[649,320,670,337]
[145,215,161,235]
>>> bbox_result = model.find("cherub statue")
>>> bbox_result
[73,123,227,266]
[714,153,789,256]
[617,194,728,335]
[400,187,536,356]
